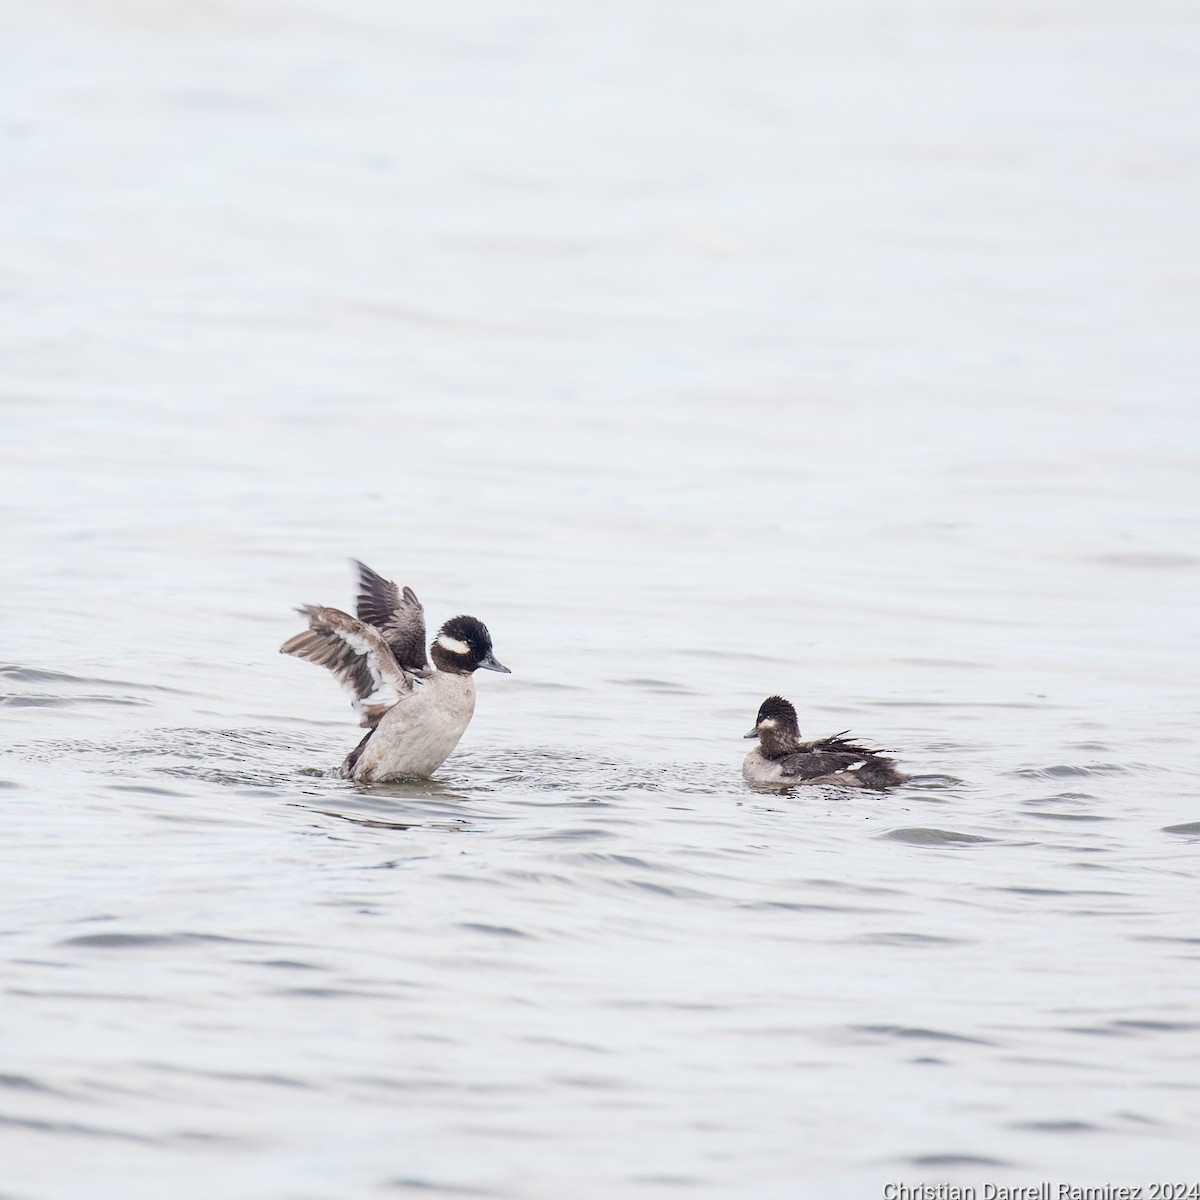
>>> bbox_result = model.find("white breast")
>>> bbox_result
[351,672,477,782]
[742,749,785,786]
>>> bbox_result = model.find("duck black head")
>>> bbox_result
[431,615,511,676]
[745,694,802,756]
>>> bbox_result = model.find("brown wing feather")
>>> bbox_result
[281,604,414,728]
[351,559,428,672]
[778,733,891,781]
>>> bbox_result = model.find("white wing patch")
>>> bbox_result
[281,605,416,727]
[337,624,403,714]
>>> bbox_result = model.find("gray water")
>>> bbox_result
[3,2,1200,1197]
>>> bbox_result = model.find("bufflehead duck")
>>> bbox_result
[742,695,907,790]
[281,560,510,782]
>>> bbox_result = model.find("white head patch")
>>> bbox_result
[436,634,471,656]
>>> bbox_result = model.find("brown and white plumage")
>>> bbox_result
[281,561,510,782]
[280,604,414,729]
[351,559,429,673]
[742,695,908,790]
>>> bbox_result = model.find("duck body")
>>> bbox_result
[345,670,477,783]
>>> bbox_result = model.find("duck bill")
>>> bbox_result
[743,728,759,739]
[479,653,511,674]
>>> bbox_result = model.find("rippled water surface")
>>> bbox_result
[3,1,1200,1197]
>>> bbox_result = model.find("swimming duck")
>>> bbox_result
[742,695,907,789]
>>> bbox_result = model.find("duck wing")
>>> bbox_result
[281,604,417,728]
[778,732,889,781]
[351,559,429,673]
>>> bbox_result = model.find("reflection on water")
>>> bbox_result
[3,0,1200,1197]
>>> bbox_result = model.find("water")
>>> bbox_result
[3,1,1200,1196]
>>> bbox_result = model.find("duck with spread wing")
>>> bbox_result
[282,560,510,782]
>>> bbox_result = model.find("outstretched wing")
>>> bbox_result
[351,559,428,672]
[281,604,417,728]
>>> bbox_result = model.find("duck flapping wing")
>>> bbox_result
[351,559,429,672]
[281,604,418,728]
